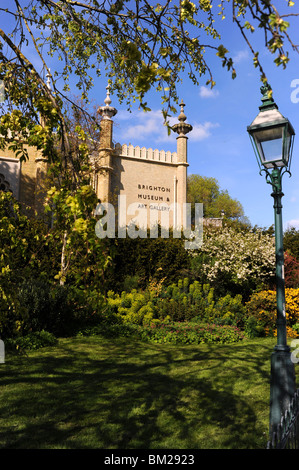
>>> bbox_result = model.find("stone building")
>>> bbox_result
[0,86,193,228]
[0,141,47,213]
[93,86,193,230]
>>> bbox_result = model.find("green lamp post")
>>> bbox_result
[247,83,296,436]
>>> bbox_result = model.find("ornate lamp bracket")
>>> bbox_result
[260,165,291,194]
[260,165,291,215]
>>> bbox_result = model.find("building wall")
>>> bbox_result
[0,91,192,230]
[0,145,42,210]
[111,149,180,228]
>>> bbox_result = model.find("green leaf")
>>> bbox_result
[216,45,228,58]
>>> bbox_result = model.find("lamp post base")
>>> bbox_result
[269,345,296,432]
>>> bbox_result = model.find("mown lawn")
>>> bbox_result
[0,335,298,449]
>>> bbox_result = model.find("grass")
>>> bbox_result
[0,335,298,449]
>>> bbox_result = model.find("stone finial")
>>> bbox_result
[178,99,187,122]
[172,99,192,136]
[104,84,112,106]
[98,84,118,120]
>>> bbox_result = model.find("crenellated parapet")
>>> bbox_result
[114,143,177,164]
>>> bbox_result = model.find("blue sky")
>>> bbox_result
[88,11,299,231]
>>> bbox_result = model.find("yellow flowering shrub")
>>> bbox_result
[245,288,299,337]
[284,288,299,325]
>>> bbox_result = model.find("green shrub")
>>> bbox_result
[76,322,137,339]
[244,316,265,338]
[134,321,245,345]
[6,330,57,352]
[16,279,75,336]
[122,275,140,292]
[0,279,108,339]
[105,279,246,328]
[156,280,246,326]
[105,235,190,292]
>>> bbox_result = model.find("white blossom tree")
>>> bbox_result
[190,226,276,297]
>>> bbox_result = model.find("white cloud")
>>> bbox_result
[115,110,219,146]
[115,109,173,144]
[286,219,299,229]
[189,121,220,141]
[199,86,219,99]
[125,112,162,139]
[232,49,249,64]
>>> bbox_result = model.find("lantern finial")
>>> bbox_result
[259,82,278,112]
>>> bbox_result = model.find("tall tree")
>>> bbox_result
[284,227,299,260]
[187,174,244,220]
[0,1,298,166]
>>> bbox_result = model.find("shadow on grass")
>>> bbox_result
[0,337,275,449]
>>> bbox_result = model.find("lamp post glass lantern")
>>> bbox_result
[248,83,295,172]
[247,83,296,438]
[252,123,294,169]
